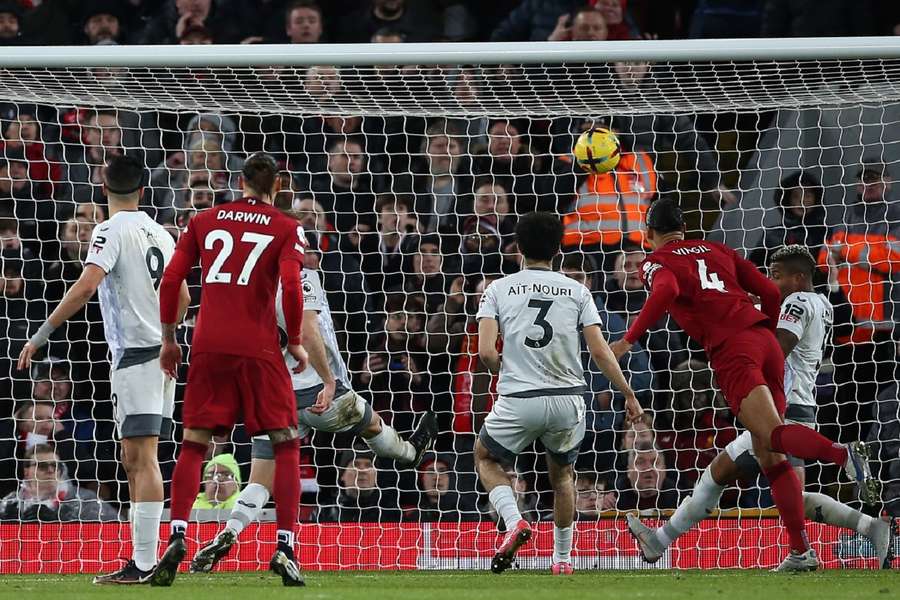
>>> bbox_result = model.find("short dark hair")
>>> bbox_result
[515,212,563,262]
[776,171,822,208]
[103,154,144,195]
[372,27,406,42]
[645,197,684,234]
[285,0,322,21]
[770,244,816,279]
[242,152,279,195]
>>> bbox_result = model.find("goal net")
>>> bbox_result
[1,39,898,573]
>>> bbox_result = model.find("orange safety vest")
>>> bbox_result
[561,150,657,248]
[817,230,900,328]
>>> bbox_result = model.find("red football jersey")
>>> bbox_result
[164,197,305,362]
[635,239,778,352]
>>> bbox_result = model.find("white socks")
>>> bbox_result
[225,483,270,535]
[803,491,875,537]
[657,469,725,548]
[553,525,573,564]
[488,485,522,531]
[170,519,188,536]
[131,501,163,572]
[365,425,416,463]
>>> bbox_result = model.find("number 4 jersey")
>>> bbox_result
[476,268,602,397]
[627,239,780,354]
[86,210,176,369]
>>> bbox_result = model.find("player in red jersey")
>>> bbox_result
[150,153,316,587]
[610,198,875,571]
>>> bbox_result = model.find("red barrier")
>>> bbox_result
[0,520,887,574]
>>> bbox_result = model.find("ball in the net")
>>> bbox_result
[573,127,621,174]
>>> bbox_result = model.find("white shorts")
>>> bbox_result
[251,389,372,459]
[111,359,175,439]
[725,418,813,470]
[479,394,586,465]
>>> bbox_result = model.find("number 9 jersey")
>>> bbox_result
[86,211,176,369]
[476,268,602,398]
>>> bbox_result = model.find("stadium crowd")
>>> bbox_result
[1,0,899,524]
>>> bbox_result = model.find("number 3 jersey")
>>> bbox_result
[634,239,777,354]
[779,291,833,411]
[476,268,602,397]
[86,211,176,369]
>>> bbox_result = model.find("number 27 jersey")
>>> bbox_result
[175,197,305,362]
[639,240,770,352]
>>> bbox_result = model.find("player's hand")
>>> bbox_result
[159,340,182,379]
[288,344,308,373]
[609,338,633,361]
[308,380,335,415]
[17,342,38,372]
[624,393,644,425]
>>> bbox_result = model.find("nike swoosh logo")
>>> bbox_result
[237,500,257,509]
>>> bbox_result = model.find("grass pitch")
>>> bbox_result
[3,570,898,600]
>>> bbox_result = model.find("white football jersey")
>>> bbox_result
[85,211,176,369]
[778,291,833,409]
[476,268,602,397]
[276,268,351,393]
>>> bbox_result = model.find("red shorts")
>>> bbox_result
[708,325,786,417]
[182,353,296,436]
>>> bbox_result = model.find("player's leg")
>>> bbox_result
[361,409,437,466]
[122,435,164,572]
[545,456,576,574]
[803,492,893,567]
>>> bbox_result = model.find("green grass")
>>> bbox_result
[2,570,898,600]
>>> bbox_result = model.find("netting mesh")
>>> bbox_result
[1,55,899,572]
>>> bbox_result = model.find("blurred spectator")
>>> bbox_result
[0,1,22,45]
[472,180,515,237]
[285,0,324,44]
[0,152,54,224]
[749,171,826,267]
[459,215,504,277]
[179,24,214,44]
[371,26,406,44]
[688,0,764,38]
[81,1,124,45]
[616,447,680,511]
[408,122,473,233]
[762,0,875,37]
[548,6,608,41]
[138,0,242,45]
[819,162,900,440]
[319,449,401,521]
[575,472,616,519]
[0,444,117,522]
[192,453,241,509]
[480,466,542,525]
[337,0,441,43]
[408,453,477,522]
[311,136,381,233]
[61,110,125,206]
[490,0,586,41]
[595,0,641,39]
[0,104,64,202]
[402,233,453,313]
[359,194,420,294]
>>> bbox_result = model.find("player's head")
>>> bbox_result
[769,244,816,297]
[102,154,144,204]
[644,197,685,249]
[240,152,281,203]
[515,212,563,264]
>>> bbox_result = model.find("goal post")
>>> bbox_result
[0,38,898,574]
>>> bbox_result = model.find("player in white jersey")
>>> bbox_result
[189,265,437,573]
[475,212,643,575]
[18,155,190,584]
[628,245,894,570]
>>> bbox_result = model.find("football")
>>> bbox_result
[573,127,622,174]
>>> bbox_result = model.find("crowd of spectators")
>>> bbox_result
[1,0,899,524]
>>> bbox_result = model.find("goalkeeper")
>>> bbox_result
[190,263,437,573]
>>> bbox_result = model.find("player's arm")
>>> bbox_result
[732,251,781,329]
[159,224,200,378]
[176,281,191,322]
[478,317,501,374]
[612,266,679,359]
[280,223,307,371]
[583,324,643,424]
[17,265,107,370]
[302,309,336,415]
[775,296,807,358]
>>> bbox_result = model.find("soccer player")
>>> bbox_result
[626,245,894,569]
[475,212,643,575]
[188,263,438,573]
[610,199,876,571]
[151,152,311,587]
[17,154,188,584]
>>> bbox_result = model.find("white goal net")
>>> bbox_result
[0,40,899,572]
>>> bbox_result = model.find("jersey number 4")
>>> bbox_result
[524,299,554,349]
[697,259,726,293]
[204,229,274,285]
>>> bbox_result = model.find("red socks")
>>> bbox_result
[272,438,301,536]
[169,440,208,523]
[771,424,848,465]
[763,460,809,554]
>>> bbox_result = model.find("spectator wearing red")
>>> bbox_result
[0,105,63,202]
